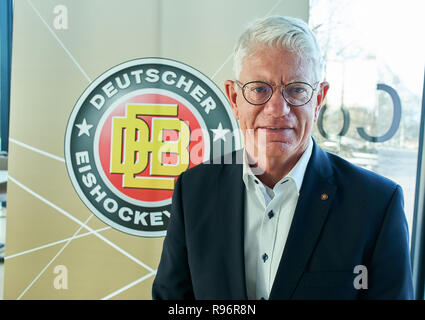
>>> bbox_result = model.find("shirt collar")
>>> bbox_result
[242,137,313,193]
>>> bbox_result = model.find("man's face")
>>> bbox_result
[225,46,329,165]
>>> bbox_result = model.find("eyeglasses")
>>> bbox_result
[235,80,317,106]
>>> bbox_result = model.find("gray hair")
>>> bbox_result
[233,16,323,82]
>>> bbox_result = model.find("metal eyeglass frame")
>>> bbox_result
[234,80,318,107]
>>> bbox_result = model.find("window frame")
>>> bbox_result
[411,69,425,300]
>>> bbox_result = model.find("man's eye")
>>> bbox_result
[253,86,269,93]
[290,87,306,94]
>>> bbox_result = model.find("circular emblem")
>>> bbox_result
[65,58,240,237]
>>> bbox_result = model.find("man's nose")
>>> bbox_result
[263,88,290,117]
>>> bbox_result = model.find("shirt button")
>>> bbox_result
[262,253,268,262]
[268,210,274,219]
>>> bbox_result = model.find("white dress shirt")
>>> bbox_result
[242,137,313,300]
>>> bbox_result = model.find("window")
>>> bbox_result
[0,0,13,152]
[310,0,425,243]
[309,0,425,299]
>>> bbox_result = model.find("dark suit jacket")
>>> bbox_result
[152,141,414,299]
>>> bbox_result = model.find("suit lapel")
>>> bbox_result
[217,159,247,299]
[269,142,337,299]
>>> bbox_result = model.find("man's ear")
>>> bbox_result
[225,80,239,119]
[314,81,329,121]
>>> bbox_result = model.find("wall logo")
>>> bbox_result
[65,58,240,237]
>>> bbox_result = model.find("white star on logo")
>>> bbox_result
[75,118,93,137]
[210,123,230,142]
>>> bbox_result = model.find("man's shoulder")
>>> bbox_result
[322,149,398,191]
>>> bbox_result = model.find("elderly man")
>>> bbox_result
[152,16,414,300]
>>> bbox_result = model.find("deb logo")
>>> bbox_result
[65,58,240,237]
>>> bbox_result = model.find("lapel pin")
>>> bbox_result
[321,193,328,200]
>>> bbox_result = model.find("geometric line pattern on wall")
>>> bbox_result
[8,175,157,299]
[17,214,94,299]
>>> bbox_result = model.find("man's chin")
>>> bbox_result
[244,140,298,160]
[259,141,295,158]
